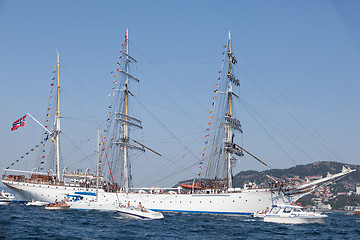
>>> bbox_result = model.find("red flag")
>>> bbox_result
[11,114,27,131]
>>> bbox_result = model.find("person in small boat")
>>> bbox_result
[137,202,144,211]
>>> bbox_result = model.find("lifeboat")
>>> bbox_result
[180,184,203,190]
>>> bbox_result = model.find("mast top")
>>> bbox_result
[56,50,59,64]
[228,30,231,40]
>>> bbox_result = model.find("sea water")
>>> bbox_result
[0,204,359,239]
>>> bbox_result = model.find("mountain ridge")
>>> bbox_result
[177,161,359,189]
[232,161,359,188]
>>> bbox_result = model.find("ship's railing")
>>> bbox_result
[2,173,105,189]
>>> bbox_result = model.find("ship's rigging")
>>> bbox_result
[101,30,145,193]
[3,31,350,191]
[200,31,245,188]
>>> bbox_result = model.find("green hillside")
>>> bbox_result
[232,161,360,188]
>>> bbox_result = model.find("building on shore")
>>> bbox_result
[316,204,332,211]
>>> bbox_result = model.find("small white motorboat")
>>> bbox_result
[116,205,164,220]
[252,211,266,218]
[26,200,48,206]
[0,190,15,205]
[264,205,327,224]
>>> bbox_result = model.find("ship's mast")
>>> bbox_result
[226,31,233,188]
[223,31,244,188]
[123,29,130,193]
[114,29,144,193]
[96,128,100,201]
[53,50,61,181]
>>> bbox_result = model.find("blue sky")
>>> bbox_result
[0,0,359,187]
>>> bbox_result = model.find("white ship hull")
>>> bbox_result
[3,179,295,215]
[3,166,354,214]
[69,200,120,211]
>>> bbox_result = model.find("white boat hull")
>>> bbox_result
[264,204,327,224]
[116,207,164,220]
[3,180,296,214]
[0,190,14,205]
[26,201,48,206]
[264,215,327,224]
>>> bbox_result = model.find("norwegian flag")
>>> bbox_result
[11,114,27,131]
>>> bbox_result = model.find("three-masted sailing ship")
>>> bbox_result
[2,31,355,214]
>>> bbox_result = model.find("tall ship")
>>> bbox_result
[2,31,355,214]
